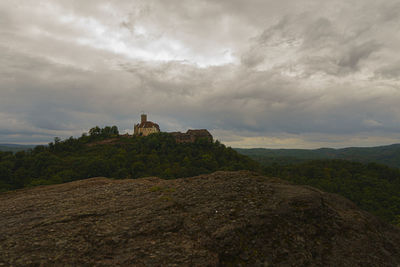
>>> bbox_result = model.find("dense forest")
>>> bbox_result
[263,160,400,225]
[0,126,258,192]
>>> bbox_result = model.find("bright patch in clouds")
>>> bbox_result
[58,8,236,67]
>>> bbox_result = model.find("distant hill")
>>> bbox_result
[235,143,400,168]
[0,144,36,153]
[1,171,399,266]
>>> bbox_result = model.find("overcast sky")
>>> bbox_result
[1,0,400,148]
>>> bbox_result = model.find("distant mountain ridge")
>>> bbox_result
[235,143,400,168]
[0,144,36,153]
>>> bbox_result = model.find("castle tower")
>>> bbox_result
[141,114,147,123]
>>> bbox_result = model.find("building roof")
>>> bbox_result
[137,121,160,130]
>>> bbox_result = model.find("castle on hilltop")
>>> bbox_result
[133,114,212,143]
[134,114,160,136]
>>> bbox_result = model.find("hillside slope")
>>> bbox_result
[1,171,399,266]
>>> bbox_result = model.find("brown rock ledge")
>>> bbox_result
[0,171,399,266]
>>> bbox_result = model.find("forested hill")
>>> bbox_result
[235,143,400,168]
[0,128,259,193]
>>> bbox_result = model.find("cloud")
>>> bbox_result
[362,119,383,128]
[0,0,400,148]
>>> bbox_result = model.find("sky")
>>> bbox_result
[1,0,400,148]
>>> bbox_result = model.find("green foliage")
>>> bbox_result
[394,215,400,227]
[263,159,400,224]
[0,127,258,193]
[88,125,119,139]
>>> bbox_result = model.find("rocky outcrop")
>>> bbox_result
[0,171,399,266]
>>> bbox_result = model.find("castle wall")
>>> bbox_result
[138,127,159,136]
[171,130,213,143]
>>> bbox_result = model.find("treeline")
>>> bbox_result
[0,126,259,192]
[263,160,400,225]
[236,144,400,169]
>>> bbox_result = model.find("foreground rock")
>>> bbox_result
[0,171,399,266]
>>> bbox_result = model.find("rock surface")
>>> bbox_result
[0,171,399,266]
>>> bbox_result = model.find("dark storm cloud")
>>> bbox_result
[337,41,381,71]
[1,0,400,148]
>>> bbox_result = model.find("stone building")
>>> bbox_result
[170,129,213,143]
[134,114,160,136]
[133,113,213,142]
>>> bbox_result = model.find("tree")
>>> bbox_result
[111,125,119,136]
[89,126,101,137]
